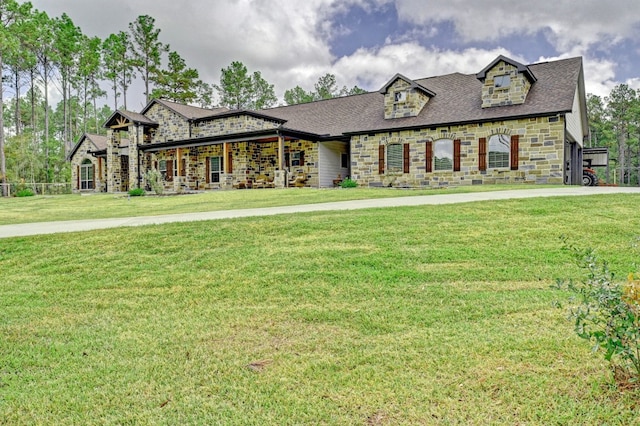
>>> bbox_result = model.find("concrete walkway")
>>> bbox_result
[1,186,639,239]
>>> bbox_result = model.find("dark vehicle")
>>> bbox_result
[582,166,598,186]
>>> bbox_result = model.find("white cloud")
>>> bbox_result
[331,43,516,90]
[24,0,640,108]
[395,0,640,56]
[627,77,640,92]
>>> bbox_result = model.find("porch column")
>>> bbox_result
[128,124,141,190]
[174,147,182,192]
[222,142,233,189]
[274,134,286,188]
[106,129,121,193]
[97,157,103,192]
[278,134,285,170]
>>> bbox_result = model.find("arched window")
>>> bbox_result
[488,134,510,168]
[80,159,94,190]
[434,139,453,171]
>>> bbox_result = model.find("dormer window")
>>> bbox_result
[477,56,536,108]
[394,91,407,102]
[380,74,435,119]
[494,75,510,88]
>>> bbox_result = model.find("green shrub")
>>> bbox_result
[16,188,35,197]
[128,188,145,197]
[554,239,640,388]
[340,177,358,188]
[145,169,164,195]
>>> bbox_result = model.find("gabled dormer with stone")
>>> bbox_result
[476,55,537,108]
[379,74,436,119]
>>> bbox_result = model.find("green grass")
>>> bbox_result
[0,184,551,225]
[1,192,639,424]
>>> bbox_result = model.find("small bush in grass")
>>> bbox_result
[16,188,35,197]
[554,239,640,389]
[340,178,358,188]
[128,188,145,196]
[145,169,164,195]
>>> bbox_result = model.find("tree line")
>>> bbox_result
[0,1,364,195]
[3,0,636,194]
[587,85,640,185]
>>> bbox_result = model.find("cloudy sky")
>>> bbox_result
[28,0,640,110]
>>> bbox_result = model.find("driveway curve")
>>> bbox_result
[1,186,639,239]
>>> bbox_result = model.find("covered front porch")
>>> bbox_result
[139,134,322,192]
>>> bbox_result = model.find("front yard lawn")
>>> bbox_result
[1,193,638,424]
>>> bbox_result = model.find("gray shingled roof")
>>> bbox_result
[118,110,158,126]
[99,56,580,144]
[67,133,131,160]
[262,56,582,137]
[144,99,230,120]
[86,134,108,151]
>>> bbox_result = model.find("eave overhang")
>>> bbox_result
[343,109,572,137]
[137,128,344,153]
[476,55,537,84]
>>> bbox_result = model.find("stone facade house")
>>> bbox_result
[68,55,588,192]
[68,133,126,192]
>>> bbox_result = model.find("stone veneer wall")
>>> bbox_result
[128,125,142,189]
[350,116,566,188]
[194,115,281,137]
[144,103,191,142]
[106,130,124,192]
[384,79,430,119]
[481,61,532,108]
[144,104,281,144]
[70,138,105,192]
[149,139,318,190]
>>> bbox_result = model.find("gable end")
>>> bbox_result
[380,74,435,119]
[477,56,537,108]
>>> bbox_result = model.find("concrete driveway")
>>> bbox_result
[1,186,639,239]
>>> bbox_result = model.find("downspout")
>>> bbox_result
[137,125,142,189]
[563,116,570,185]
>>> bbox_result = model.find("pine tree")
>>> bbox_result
[129,15,169,105]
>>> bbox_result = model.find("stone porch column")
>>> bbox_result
[128,124,142,190]
[106,129,120,193]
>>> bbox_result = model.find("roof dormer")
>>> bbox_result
[476,55,537,108]
[379,74,435,119]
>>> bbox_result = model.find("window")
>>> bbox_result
[394,91,406,102]
[80,159,94,190]
[158,160,167,179]
[291,151,301,167]
[210,156,223,183]
[494,75,510,88]
[158,159,173,181]
[387,143,403,171]
[341,152,349,169]
[488,134,510,168]
[286,151,305,168]
[434,139,453,171]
